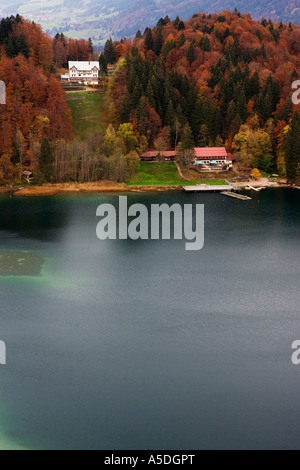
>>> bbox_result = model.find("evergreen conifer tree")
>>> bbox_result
[187,40,195,65]
[99,54,108,76]
[285,111,300,182]
[145,29,154,51]
[181,123,194,150]
[154,25,163,56]
[40,138,54,182]
[104,38,116,64]
[198,124,209,147]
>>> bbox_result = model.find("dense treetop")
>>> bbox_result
[0,16,73,170]
[106,10,300,178]
[0,16,98,182]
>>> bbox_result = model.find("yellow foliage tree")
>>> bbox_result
[31,115,50,141]
[252,168,261,180]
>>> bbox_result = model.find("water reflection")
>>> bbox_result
[0,196,70,241]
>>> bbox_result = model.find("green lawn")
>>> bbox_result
[127,162,227,186]
[67,91,106,139]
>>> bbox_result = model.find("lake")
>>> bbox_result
[0,189,299,450]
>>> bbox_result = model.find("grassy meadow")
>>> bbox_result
[127,162,227,187]
[67,91,106,140]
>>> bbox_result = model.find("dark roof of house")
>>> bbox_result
[141,151,176,158]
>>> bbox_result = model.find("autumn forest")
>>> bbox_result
[0,10,300,185]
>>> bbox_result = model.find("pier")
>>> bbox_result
[182,184,252,200]
[182,185,233,192]
[220,191,252,200]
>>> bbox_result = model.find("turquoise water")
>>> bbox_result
[0,189,300,450]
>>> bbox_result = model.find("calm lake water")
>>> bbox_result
[0,189,300,450]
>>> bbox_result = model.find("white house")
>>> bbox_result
[61,61,100,85]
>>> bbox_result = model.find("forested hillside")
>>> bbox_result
[0,15,71,181]
[0,16,97,184]
[1,11,300,185]
[113,1,300,38]
[104,10,300,180]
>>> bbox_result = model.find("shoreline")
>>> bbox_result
[1,182,183,197]
[0,179,292,197]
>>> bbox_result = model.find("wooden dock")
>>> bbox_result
[220,191,252,200]
[183,185,233,192]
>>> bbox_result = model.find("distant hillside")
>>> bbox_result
[112,1,300,38]
[0,1,299,45]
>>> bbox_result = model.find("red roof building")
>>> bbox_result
[140,147,232,167]
[194,147,228,160]
[194,147,232,167]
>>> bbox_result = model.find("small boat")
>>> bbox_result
[247,185,262,192]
